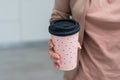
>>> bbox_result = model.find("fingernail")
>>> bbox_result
[80,46,82,49]
[57,60,60,63]
[50,43,53,48]
[56,55,60,59]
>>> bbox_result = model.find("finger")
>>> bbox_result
[48,39,54,48]
[50,56,61,63]
[78,42,81,50]
[48,48,60,59]
[54,62,60,68]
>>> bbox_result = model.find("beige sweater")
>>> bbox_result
[50,0,120,80]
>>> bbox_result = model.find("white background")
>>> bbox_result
[0,0,54,44]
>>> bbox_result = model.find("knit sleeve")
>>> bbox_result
[49,0,71,22]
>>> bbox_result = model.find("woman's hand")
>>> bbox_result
[48,39,61,68]
[48,39,81,68]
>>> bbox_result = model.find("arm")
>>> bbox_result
[48,0,72,68]
[49,0,88,80]
[49,0,71,22]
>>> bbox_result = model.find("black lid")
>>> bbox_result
[49,19,80,36]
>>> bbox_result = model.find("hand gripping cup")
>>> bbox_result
[49,19,80,71]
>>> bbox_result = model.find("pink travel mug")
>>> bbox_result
[49,19,80,71]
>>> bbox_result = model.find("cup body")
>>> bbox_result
[51,32,79,71]
[49,19,80,71]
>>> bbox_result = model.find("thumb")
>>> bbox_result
[78,42,81,50]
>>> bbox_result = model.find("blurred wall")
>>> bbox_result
[0,0,54,44]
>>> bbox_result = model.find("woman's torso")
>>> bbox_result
[75,0,120,80]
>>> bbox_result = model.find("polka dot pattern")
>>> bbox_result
[51,32,79,71]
